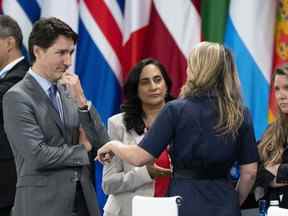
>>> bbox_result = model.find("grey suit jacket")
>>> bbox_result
[3,73,109,216]
[102,113,154,216]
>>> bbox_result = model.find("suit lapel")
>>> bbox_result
[57,85,78,144]
[57,85,69,127]
[2,59,29,81]
[24,74,65,134]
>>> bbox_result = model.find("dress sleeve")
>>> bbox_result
[139,103,174,158]
[237,108,259,165]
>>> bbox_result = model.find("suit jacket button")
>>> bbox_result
[71,176,78,182]
[71,171,79,182]
[74,160,81,165]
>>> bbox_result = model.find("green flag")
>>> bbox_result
[201,0,230,43]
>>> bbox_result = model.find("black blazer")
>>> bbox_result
[255,143,288,209]
[0,58,29,207]
[0,58,29,159]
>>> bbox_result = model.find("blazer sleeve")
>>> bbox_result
[102,115,153,195]
[78,103,110,158]
[3,90,90,171]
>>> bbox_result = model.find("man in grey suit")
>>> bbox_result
[3,17,109,216]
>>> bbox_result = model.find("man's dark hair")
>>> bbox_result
[28,17,78,63]
[0,15,23,49]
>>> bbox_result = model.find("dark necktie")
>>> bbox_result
[48,85,62,119]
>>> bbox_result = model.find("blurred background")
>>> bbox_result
[0,0,284,213]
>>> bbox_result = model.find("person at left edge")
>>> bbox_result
[2,17,109,216]
[0,15,29,216]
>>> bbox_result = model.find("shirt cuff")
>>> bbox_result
[78,101,91,112]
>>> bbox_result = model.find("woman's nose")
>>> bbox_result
[149,81,158,90]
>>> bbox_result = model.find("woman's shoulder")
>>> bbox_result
[161,98,195,120]
[166,97,203,112]
[166,98,189,108]
[108,112,125,124]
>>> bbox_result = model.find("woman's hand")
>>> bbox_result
[97,140,154,166]
[146,162,172,178]
[97,140,123,163]
[97,141,114,163]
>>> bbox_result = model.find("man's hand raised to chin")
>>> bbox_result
[59,72,88,108]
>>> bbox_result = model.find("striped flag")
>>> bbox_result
[78,0,123,123]
[2,0,41,50]
[201,0,230,43]
[224,0,277,139]
[122,0,201,95]
[40,0,79,73]
[270,0,288,122]
[77,0,123,212]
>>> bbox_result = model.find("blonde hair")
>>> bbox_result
[180,41,244,135]
[258,66,288,166]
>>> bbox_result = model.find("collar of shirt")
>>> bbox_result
[28,68,54,97]
[0,56,24,79]
[29,68,64,121]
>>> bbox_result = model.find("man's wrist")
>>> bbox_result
[78,96,88,110]
[79,103,89,110]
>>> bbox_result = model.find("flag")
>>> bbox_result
[78,0,123,124]
[77,0,123,212]
[270,0,288,122]
[201,0,230,43]
[224,0,276,140]
[2,0,41,50]
[40,0,79,73]
[122,0,201,96]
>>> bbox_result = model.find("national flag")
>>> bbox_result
[224,0,276,140]
[2,0,41,50]
[122,0,201,96]
[269,0,288,122]
[77,0,123,213]
[201,0,230,43]
[40,0,79,73]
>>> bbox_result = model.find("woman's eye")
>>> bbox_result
[153,76,162,83]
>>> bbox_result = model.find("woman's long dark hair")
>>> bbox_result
[121,58,173,135]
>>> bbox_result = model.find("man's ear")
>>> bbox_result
[5,36,15,52]
[33,45,45,60]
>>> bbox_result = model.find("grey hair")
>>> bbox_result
[0,15,23,48]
